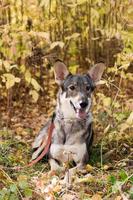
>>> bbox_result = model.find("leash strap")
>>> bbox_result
[27,122,55,167]
[26,113,55,167]
[9,114,55,170]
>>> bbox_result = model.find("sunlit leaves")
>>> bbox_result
[0,59,2,71]
[39,0,50,8]
[31,78,42,91]
[29,90,39,102]
[29,31,50,43]
[91,194,102,200]
[65,33,80,40]
[1,61,18,72]
[2,73,20,89]
[50,41,64,49]
[24,70,31,83]
[24,72,40,90]
[69,64,79,73]
[103,97,111,107]
[24,69,42,101]
[120,111,133,132]
[20,65,26,73]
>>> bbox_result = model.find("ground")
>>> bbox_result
[0,97,133,200]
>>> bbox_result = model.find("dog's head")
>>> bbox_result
[54,61,105,119]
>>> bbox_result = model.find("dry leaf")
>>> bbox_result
[103,165,110,170]
[91,194,102,200]
[76,174,94,183]
[115,196,122,200]
[62,193,79,200]
[85,164,94,172]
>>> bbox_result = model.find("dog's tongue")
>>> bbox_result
[76,109,87,119]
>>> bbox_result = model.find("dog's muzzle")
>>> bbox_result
[70,100,89,119]
[79,101,88,109]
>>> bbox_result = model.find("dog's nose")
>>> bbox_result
[80,101,88,109]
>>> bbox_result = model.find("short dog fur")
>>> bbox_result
[32,61,105,175]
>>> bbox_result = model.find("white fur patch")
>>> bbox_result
[58,92,92,119]
[59,92,76,118]
[50,143,87,163]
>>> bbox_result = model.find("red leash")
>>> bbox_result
[6,122,55,170]
[28,122,55,167]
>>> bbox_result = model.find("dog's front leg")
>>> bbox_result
[49,143,66,173]
[49,158,64,172]
[49,125,66,172]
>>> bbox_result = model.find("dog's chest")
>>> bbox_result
[50,114,92,163]
[62,120,87,144]
[52,113,92,145]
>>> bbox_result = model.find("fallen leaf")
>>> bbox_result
[115,196,122,200]
[103,165,110,170]
[76,174,94,183]
[46,194,55,200]
[62,193,79,200]
[91,194,102,200]
[85,164,94,172]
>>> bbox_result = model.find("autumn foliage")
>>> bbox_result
[0,0,133,199]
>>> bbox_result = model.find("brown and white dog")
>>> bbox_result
[32,61,105,181]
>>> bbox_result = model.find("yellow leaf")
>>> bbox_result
[20,65,26,73]
[85,164,94,172]
[103,97,111,107]
[3,61,10,72]
[115,196,122,200]
[126,111,133,125]
[77,174,94,183]
[0,59,2,70]
[29,90,39,102]
[50,41,64,49]
[95,80,106,86]
[104,124,110,134]
[77,0,87,5]
[69,65,79,73]
[17,175,28,182]
[120,112,133,132]
[31,78,42,91]
[15,77,21,83]
[62,194,79,200]
[30,31,50,43]
[39,0,50,8]
[65,33,80,40]
[103,165,110,170]
[92,194,102,200]
[3,73,15,89]
[25,70,31,83]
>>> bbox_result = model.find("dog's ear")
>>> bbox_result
[53,60,69,85]
[88,63,105,84]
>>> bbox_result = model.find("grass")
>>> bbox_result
[0,128,132,200]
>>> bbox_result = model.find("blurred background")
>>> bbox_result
[0,0,133,154]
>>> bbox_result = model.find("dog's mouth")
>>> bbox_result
[70,100,87,119]
[76,109,87,119]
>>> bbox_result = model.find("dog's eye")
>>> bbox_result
[69,85,75,90]
[86,86,90,91]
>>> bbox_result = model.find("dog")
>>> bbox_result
[32,60,105,180]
